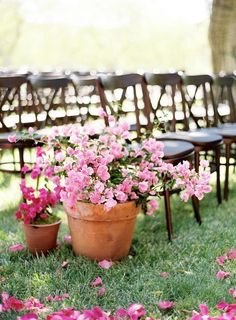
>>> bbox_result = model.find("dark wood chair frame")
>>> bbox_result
[97,73,200,240]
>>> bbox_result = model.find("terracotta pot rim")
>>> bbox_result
[76,200,138,207]
[22,220,61,228]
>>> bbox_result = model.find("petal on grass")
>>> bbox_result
[90,277,103,287]
[98,260,113,269]
[158,301,174,310]
[17,313,38,320]
[216,270,230,280]
[63,235,72,244]
[61,261,69,268]
[9,243,25,252]
[160,272,169,278]
[97,286,106,296]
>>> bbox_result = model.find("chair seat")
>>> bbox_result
[161,140,194,160]
[199,127,236,140]
[159,131,222,146]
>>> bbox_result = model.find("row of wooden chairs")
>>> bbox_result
[0,72,236,133]
[1,72,236,240]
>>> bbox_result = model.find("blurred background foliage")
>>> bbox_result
[0,0,218,72]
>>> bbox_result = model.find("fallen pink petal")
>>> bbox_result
[158,301,174,310]
[90,277,103,287]
[98,260,113,269]
[9,243,25,252]
[17,313,38,320]
[216,255,228,266]
[216,270,231,280]
[160,272,169,278]
[61,261,69,268]
[227,249,236,260]
[229,288,236,298]
[97,286,106,296]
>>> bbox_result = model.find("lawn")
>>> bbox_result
[0,170,236,319]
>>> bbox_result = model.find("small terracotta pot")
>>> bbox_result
[65,201,140,261]
[23,220,61,255]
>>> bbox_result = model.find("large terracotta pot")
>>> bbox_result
[23,220,61,255]
[65,201,140,261]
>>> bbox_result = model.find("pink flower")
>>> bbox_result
[17,313,38,320]
[28,127,35,134]
[8,134,17,143]
[138,181,149,193]
[160,272,169,278]
[21,165,30,174]
[200,159,209,168]
[147,198,159,215]
[217,255,227,266]
[90,277,103,287]
[98,260,113,269]
[55,152,65,162]
[97,165,110,182]
[104,198,117,210]
[63,235,72,244]
[158,301,174,310]
[216,270,230,279]
[98,108,107,117]
[9,243,25,252]
[97,286,106,296]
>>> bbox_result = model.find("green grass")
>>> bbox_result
[0,171,236,319]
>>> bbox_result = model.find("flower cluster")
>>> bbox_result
[17,118,212,215]
[16,180,61,224]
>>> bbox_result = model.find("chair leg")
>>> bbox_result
[191,195,201,224]
[194,150,200,172]
[19,147,25,179]
[224,142,231,201]
[215,145,222,204]
[163,188,173,241]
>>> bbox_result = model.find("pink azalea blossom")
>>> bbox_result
[90,277,103,287]
[98,107,107,117]
[158,301,174,310]
[98,260,113,269]
[9,243,25,252]
[8,134,17,143]
[21,165,30,174]
[200,159,209,168]
[28,127,35,134]
[216,270,231,280]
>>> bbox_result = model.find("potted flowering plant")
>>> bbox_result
[16,177,61,254]
[9,116,211,260]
